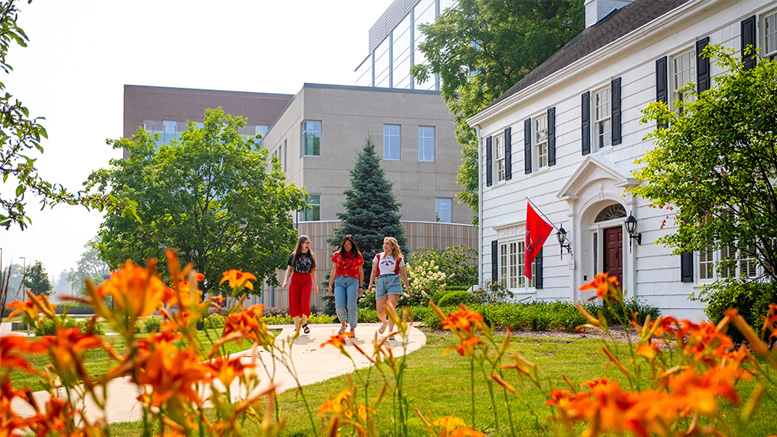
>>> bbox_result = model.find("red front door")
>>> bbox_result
[603,226,623,286]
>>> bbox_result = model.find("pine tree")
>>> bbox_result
[329,136,408,278]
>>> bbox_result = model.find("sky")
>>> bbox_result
[1,0,394,285]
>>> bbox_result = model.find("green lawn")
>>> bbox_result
[102,332,777,436]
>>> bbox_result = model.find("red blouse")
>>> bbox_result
[331,251,364,279]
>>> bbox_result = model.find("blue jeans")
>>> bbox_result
[334,275,359,328]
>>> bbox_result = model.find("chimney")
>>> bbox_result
[584,0,633,28]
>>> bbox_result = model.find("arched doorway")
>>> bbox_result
[594,204,626,286]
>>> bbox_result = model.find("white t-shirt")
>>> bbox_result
[373,254,404,276]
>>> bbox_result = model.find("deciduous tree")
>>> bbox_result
[67,237,110,295]
[85,107,307,294]
[411,0,584,222]
[23,260,51,296]
[633,46,777,281]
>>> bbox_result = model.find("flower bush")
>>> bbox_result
[3,254,776,436]
[404,260,448,307]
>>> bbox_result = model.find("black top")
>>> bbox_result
[288,251,313,274]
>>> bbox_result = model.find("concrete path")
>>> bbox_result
[7,323,427,425]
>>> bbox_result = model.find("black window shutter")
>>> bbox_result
[741,16,757,71]
[611,77,622,145]
[534,247,544,289]
[581,92,590,155]
[680,250,694,283]
[547,107,556,166]
[491,240,499,282]
[504,127,512,181]
[656,57,668,128]
[524,118,532,174]
[696,37,711,93]
[485,136,493,187]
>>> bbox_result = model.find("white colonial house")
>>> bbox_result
[468,0,776,319]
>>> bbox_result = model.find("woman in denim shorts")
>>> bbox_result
[366,237,412,341]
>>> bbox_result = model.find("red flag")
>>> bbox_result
[525,202,553,280]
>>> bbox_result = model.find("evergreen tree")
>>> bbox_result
[329,137,408,279]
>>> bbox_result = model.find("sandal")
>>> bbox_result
[388,336,396,341]
[349,328,356,338]
[302,323,310,334]
[378,321,388,334]
[338,324,347,335]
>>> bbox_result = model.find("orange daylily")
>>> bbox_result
[443,335,481,357]
[220,269,257,291]
[222,304,274,347]
[321,332,355,350]
[437,303,485,335]
[204,356,256,387]
[579,272,621,302]
[6,292,57,321]
[96,259,169,319]
[134,343,211,408]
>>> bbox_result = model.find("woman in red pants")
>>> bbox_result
[281,235,318,334]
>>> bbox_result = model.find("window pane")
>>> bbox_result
[163,120,177,144]
[256,125,269,147]
[418,126,435,162]
[435,197,452,223]
[305,194,320,221]
[303,121,321,156]
[384,124,401,160]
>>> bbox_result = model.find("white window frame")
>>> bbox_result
[494,134,505,182]
[534,114,548,168]
[418,126,435,162]
[384,124,401,160]
[435,197,452,223]
[697,244,760,282]
[499,239,535,290]
[593,87,611,151]
[671,49,696,109]
[763,10,777,60]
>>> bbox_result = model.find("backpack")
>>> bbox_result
[376,253,402,274]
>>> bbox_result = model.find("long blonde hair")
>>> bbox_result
[292,235,316,269]
[382,236,403,260]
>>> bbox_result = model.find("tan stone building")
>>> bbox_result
[262,83,476,310]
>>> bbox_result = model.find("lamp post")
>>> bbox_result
[625,211,642,253]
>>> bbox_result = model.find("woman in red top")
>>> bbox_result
[327,234,364,337]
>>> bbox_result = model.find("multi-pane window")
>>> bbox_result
[534,115,548,168]
[593,88,611,150]
[304,194,320,221]
[765,12,777,59]
[672,50,696,107]
[435,198,452,223]
[698,244,759,281]
[303,121,321,156]
[418,126,435,162]
[499,240,534,289]
[384,124,401,160]
[494,134,505,182]
[163,120,178,144]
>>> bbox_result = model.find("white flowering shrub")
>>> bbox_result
[404,260,449,306]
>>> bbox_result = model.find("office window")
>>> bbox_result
[500,240,534,289]
[163,120,178,144]
[494,134,505,182]
[305,194,320,221]
[435,198,452,223]
[593,87,611,150]
[384,124,401,160]
[765,11,777,59]
[534,115,548,168]
[303,121,321,156]
[256,125,268,147]
[672,49,696,108]
[418,126,435,162]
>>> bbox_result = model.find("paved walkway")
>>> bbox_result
[6,322,427,425]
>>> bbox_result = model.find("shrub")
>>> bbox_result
[141,316,162,333]
[357,290,377,311]
[204,313,226,329]
[405,260,449,307]
[472,280,514,304]
[437,290,477,307]
[409,245,478,288]
[697,278,777,343]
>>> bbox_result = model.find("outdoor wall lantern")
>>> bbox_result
[625,211,642,252]
[556,225,571,259]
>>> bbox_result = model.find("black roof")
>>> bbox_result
[487,0,691,109]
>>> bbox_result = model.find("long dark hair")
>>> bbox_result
[292,235,316,269]
[337,234,361,258]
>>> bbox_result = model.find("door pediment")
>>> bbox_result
[557,155,639,200]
